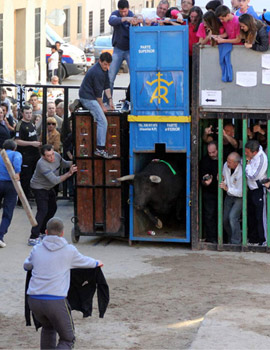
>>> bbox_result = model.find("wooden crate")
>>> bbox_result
[73,111,129,238]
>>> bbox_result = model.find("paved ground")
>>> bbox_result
[2,200,270,349]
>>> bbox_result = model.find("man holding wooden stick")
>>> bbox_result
[0,139,22,248]
[28,144,77,246]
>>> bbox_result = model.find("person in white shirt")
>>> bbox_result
[245,140,268,245]
[144,0,169,25]
[48,45,59,81]
[220,152,242,244]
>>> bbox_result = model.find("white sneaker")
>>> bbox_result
[0,240,6,248]
[28,238,40,246]
[94,148,113,159]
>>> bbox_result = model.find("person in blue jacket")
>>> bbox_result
[259,11,270,36]
[0,139,22,248]
[108,0,135,98]
[235,0,259,20]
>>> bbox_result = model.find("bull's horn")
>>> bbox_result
[117,175,135,181]
[149,175,161,183]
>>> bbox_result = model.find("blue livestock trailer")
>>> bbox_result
[128,25,191,243]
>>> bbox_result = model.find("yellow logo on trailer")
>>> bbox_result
[146,72,173,104]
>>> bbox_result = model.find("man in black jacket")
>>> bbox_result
[200,141,219,243]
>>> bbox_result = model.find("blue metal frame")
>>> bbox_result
[128,24,190,243]
[130,25,189,117]
[129,122,191,243]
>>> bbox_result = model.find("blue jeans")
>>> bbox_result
[109,47,130,92]
[223,195,242,244]
[0,181,18,241]
[79,99,108,147]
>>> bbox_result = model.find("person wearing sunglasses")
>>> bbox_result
[39,117,61,153]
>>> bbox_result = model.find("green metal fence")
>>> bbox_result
[191,45,270,251]
[192,114,270,252]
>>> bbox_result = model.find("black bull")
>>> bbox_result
[117,160,184,229]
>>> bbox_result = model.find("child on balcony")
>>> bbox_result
[235,0,259,20]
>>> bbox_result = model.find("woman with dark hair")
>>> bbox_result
[188,6,203,105]
[161,7,183,25]
[188,6,203,56]
[197,11,226,46]
[165,7,181,19]
[239,14,269,52]
[206,0,223,12]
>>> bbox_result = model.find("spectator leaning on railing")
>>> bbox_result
[239,14,269,52]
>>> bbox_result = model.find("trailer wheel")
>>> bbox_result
[71,227,80,243]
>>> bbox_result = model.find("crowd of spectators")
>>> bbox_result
[0,86,76,203]
[201,121,270,246]
[0,90,76,247]
[127,0,270,51]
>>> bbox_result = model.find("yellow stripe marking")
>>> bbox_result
[128,115,191,123]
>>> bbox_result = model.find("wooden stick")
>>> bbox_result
[0,149,38,227]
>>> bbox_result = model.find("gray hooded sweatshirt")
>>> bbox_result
[24,235,98,297]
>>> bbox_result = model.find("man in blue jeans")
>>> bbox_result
[0,139,22,248]
[79,52,114,159]
[108,0,134,98]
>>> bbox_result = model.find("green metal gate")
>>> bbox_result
[191,45,270,252]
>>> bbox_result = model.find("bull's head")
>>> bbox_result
[117,174,162,210]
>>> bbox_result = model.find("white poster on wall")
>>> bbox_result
[262,69,270,85]
[236,72,257,87]
[201,90,222,106]
[262,54,270,69]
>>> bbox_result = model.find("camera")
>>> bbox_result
[210,126,218,134]
[202,175,211,181]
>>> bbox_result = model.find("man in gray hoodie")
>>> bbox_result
[24,217,103,349]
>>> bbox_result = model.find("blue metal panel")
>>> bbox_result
[130,25,189,116]
[130,122,189,152]
[129,122,191,243]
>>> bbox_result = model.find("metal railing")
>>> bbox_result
[0,83,128,199]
